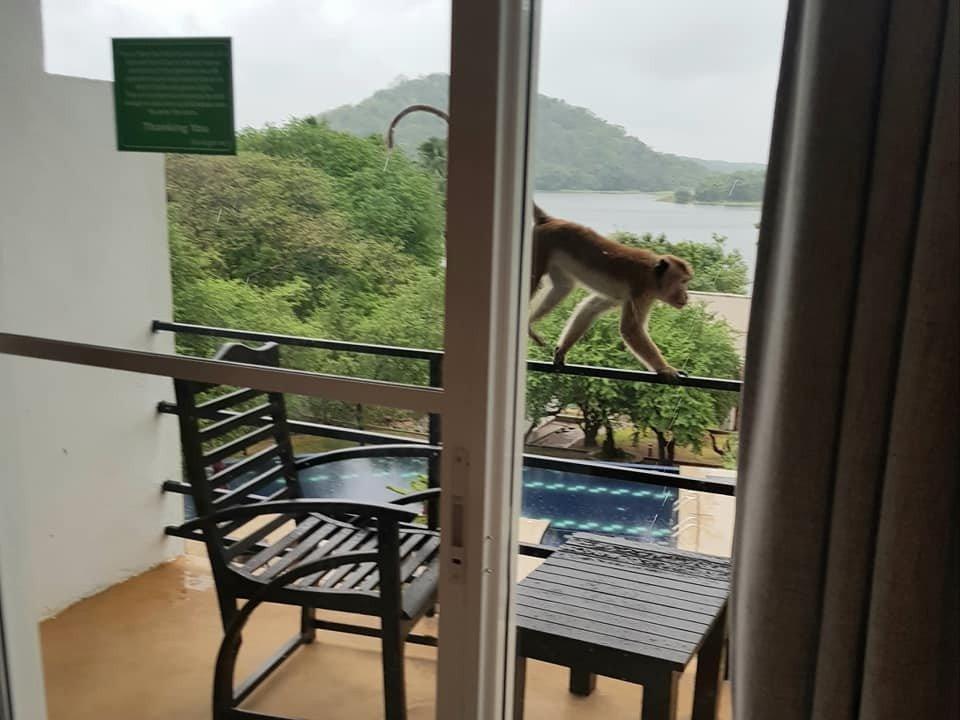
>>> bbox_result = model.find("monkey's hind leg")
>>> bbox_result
[528,271,574,324]
[528,268,575,350]
[554,294,618,366]
[529,328,547,347]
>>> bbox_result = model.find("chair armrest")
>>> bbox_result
[293,443,440,471]
[391,488,441,506]
[179,498,418,533]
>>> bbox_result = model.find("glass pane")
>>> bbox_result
[515,0,785,717]
[25,2,453,718]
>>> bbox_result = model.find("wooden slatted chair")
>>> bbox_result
[172,342,440,720]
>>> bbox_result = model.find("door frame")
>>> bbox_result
[0,581,12,720]
[436,0,538,717]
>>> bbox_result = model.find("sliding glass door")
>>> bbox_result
[0,0,537,717]
[436,1,538,715]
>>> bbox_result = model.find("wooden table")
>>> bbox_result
[514,533,731,720]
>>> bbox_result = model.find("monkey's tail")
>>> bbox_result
[533,204,552,225]
[385,104,450,151]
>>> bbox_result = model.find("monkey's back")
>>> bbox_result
[533,217,658,292]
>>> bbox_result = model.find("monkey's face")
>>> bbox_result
[655,256,693,309]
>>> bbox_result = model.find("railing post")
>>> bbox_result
[427,356,443,530]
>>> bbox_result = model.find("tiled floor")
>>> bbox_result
[40,554,731,720]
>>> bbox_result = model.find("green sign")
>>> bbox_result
[112,37,235,155]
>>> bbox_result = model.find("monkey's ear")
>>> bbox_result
[655,258,670,276]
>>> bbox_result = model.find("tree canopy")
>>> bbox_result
[693,170,765,203]
[166,118,745,464]
[615,232,749,294]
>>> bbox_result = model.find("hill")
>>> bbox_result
[320,74,764,192]
[680,157,766,174]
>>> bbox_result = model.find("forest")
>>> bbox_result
[167,119,747,462]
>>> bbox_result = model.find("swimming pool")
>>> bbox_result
[187,454,678,547]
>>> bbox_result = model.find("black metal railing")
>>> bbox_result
[154,320,740,552]
[152,320,741,393]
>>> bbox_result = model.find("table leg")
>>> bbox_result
[513,655,527,720]
[723,636,730,681]
[693,604,727,720]
[569,667,596,696]
[641,670,679,720]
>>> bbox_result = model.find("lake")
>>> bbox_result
[534,191,761,287]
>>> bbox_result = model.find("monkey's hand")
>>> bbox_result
[656,365,682,383]
[553,346,567,367]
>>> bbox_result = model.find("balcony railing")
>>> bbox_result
[153,320,740,555]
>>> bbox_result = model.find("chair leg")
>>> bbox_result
[218,593,240,633]
[641,671,679,720]
[214,627,244,720]
[300,606,316,643]
[381,614,407,720]
[513,656,527,720]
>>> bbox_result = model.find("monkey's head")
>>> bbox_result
[654,255,693,309]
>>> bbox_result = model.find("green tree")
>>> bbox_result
[614,232,749,295]
[238,120,444,266]
[344,267,446,387]
[526,301,740,461]
[166,112,745,464]
[417,137,447,193]
[166,122,449,430]
[694,170,765,203]
[169,152,430,312]
[621,304,740,463]
[722,435,740,470]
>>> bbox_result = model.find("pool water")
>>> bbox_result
[187,455,678,547]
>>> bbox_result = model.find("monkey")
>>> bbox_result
[529,204,693,380]
[382,105,693,379]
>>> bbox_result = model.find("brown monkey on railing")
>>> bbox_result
[384,105,693,380]
[529,205,692,380]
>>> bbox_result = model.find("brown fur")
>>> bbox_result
[529,204,693,377]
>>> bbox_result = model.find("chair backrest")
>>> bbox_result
[173,342,304,561]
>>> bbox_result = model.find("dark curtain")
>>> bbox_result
[732,0,958,717]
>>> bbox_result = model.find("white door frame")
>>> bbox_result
[0,2,538,718]
[436,0,538,717]
[0,582,12,720]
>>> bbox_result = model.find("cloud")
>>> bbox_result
[41,0,785,161]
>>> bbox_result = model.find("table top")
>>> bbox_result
[516,533,731,669]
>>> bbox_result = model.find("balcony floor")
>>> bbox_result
[40,552,731,720]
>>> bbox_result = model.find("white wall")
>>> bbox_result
[688,291,750,430]
[688,290,752,358]
[0,0,180,714]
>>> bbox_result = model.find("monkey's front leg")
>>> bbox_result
[619,301,680,381]
[554,294,618,366]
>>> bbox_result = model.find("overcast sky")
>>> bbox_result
[42,0,787,163]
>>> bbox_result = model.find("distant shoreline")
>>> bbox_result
[653,191,761,208]
[535,189,762,208]
[651,191,760,207]
[535,189,660,195]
